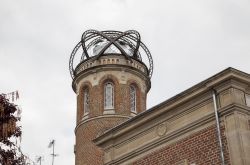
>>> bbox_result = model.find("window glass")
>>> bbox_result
[104,82,114,109]
[130,85,136,112]
[84,89,89,114]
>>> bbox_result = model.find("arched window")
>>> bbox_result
[104,82,114,109]
[83,88,89,114]
[130,85,136,112]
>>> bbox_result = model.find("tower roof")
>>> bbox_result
[69,30,153,79]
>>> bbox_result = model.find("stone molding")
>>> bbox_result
[103,113,216,165]
[75,115,131,134]
[223,106,250,165]
[95,68,250,146]
[72,55,151,93]
[74,67,150,93]
[75,55,148,76]
[94,67,250,165]
[102,104,249,165]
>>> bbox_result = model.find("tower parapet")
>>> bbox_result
[69,30,153,165]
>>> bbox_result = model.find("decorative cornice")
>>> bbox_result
[72,59,151,93]
[102,104,250,164]
[94,67,250,147]
[104,112,216,165]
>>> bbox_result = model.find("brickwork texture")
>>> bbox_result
[133,125,230,165]
[75,117,128,165]
[75,68,148,165]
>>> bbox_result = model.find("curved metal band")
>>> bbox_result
[81,30,141,59]
[69,30,153,79]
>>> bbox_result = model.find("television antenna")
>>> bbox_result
[35,156,43,165]
[48,139,58,165]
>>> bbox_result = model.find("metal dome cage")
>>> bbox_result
[69,30,153,79]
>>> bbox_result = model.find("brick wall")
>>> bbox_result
[133,125,230,165]
[76,76,146,123]
[74,68,148,165]
[75,117,128,165]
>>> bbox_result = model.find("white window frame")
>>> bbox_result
[83,88,89,114]
[104,82,114,110]
[130,85,136,113]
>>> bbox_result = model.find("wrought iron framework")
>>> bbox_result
[69,30,153,79]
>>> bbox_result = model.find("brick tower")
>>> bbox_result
[69,30,153,165]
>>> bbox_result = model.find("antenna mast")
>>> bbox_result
[48,139,58,165]
[36,156,43,165]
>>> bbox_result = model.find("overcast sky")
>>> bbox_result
[1,0,250,164]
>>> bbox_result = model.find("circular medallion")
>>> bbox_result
[156,122,168,137]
